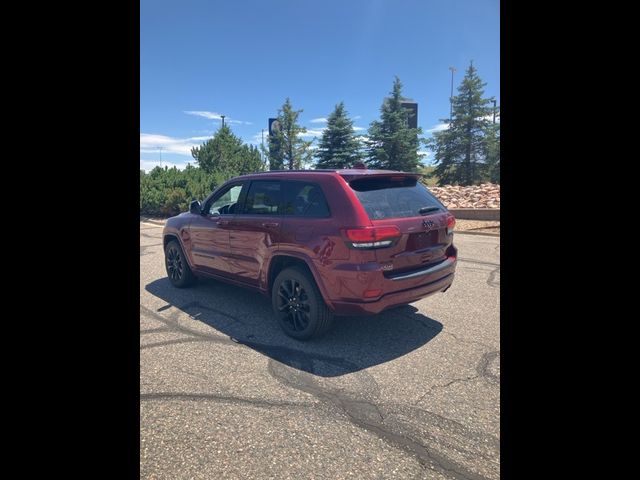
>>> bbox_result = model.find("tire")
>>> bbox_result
[272,266,334,340]
[165,239,197,288]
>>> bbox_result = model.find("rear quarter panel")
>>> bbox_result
[272,174,378,308]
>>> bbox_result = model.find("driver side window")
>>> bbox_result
[207,184,243,215]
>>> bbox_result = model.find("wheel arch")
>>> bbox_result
[265,253,334,310]
[163,233,195,269]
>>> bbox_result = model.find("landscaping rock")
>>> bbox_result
[426,183,500,209]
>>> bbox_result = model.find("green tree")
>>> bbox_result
[428,62,497,186]
[366,77,423,171]
[485,109,500,183]
[267,98,313,170]
[191,125,263,179]
[140,165,223,217]
[315,102,363,169]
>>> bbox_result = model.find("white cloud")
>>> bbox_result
[250,131,268,146]
[184,110,251,125]
[140,133,212,156]
[353,115,362,120]
[299,128,326,138]
[184,110,222,120]
[140,159,191,172]
[426,123,450,134]
[353,126,365,131]
[310,117,328,123]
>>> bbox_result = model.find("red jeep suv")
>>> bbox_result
[163,169,457,340]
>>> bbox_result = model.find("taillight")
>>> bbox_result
[344,226,401,249]
[446,215,456,235]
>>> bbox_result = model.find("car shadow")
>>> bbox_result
[145,277,443,378]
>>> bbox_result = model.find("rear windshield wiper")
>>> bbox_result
[419,206,441,215]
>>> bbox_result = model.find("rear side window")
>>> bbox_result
[349,176,444,220]
[282,181,330,217]
[242,180,282,215]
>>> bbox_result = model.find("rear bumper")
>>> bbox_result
[326,257,457,315]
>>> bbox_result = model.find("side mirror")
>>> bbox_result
[189,200,202,215]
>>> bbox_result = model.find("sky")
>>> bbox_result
[140,0,500,171]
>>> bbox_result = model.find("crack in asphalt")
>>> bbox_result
[398,406,501,459]
[141,337,223,350]
[457,258,500,268]
[141,304,495,477]
[444,331,495,351]
[140,392,314,409]
[140,304,236,347]
[140,326,173,335]
[139,239,500,479]
[266,359,494,480]
[476,351,500,385]
[414,350,500,406]
[456,258,500,288]
[140,243,162,257]
[414,374,482,405]
[179,300,251,328]
[486,267,500,288]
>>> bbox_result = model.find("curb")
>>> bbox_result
[449,208,500,221]
[455,230,500,237]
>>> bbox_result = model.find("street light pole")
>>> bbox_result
[221,115,226,127]
[449,66,457,121]
[492,99,497,124]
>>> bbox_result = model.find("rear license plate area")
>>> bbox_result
[407,230,439,251]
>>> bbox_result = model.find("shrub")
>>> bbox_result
[140,165,226,217]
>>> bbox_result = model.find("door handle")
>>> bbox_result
[261,222,279,228]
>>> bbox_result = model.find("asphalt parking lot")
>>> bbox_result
[140,222,500,480]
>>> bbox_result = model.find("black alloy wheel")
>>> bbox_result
[165,240,196,288]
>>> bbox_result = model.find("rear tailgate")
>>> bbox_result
[347,173,455,277]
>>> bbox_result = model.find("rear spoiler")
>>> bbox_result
[338,171,422,183]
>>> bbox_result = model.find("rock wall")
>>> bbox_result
[426,183,500,209]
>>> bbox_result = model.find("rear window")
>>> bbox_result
[349,176,444,220]
[282,181,330,217]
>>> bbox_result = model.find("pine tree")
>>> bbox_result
[267,98,313,170]
[485,107,500,183]
[366,77,422,172]
[315,102,363,169]
[191,124,264,179]
[428,62,496,186]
